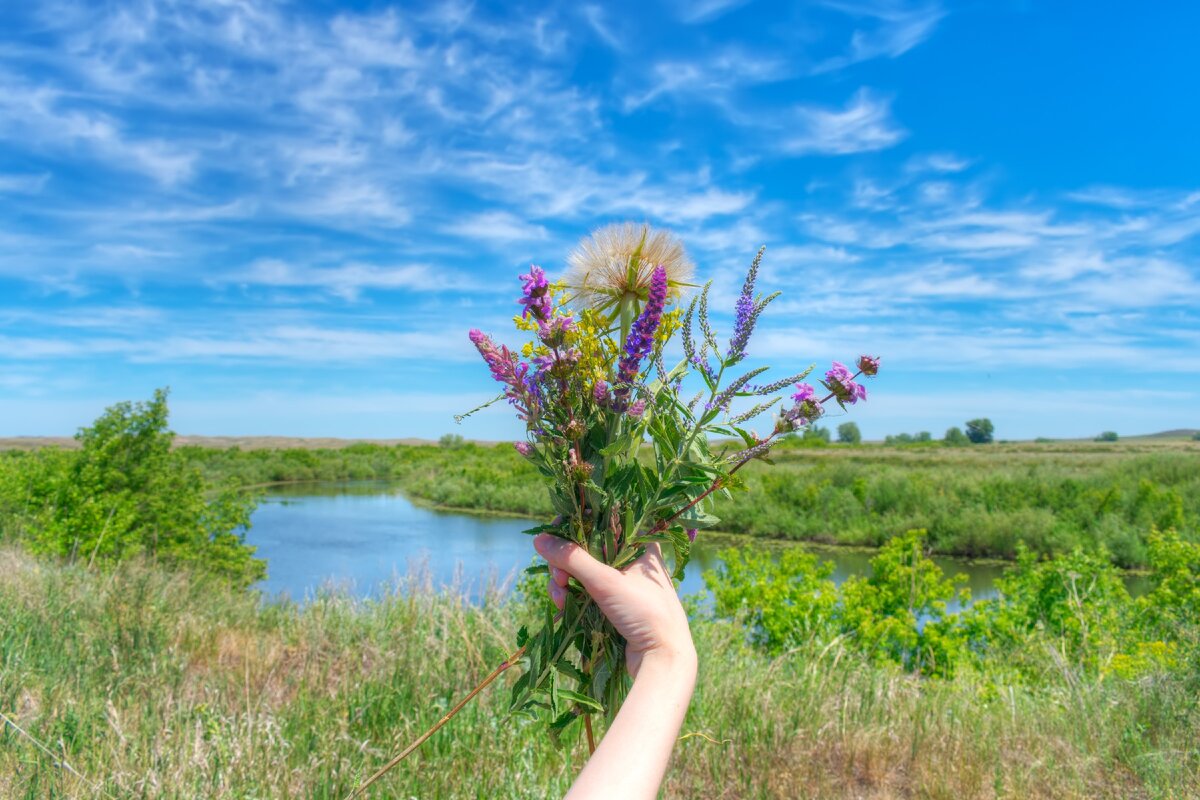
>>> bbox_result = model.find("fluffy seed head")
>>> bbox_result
[565,222,693,308]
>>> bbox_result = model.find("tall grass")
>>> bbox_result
[2,549,1196,799]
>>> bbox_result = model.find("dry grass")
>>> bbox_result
[1,548,1197,799]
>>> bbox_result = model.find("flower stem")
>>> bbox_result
[344,643,528,799]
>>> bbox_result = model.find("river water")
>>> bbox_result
[248,481,1012,609]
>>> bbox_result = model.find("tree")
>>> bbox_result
[943,427,969,447]
[965,418,994,444]
[837,422,862,445]
[802,424,831,444]
[915,431,932,443]
[18,389,264,586]
[1095,431,1119,442]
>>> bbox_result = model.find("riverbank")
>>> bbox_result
[172,438,1200,569]
[2,547,1195,799]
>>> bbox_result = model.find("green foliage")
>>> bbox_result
[884,431,934,446]
[1096,431,1119,442]
[836,421,861,444]
[0,390,262,586]
[966,418,995,444]
[802,424,831,444]
[439,433,466,448]
[706,528,1200,685]
[706,547,837,651]
[840,530,968,674]
[943,426,970,446]
[966,545,1131,675]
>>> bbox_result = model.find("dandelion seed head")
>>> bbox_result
[565,222,693,308]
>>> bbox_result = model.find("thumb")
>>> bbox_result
[534,534,618,593]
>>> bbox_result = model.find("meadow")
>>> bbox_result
[2,544,1198,799]
[2,397,1198,798]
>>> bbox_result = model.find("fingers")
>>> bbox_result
[551,566,569,587]
[533,534,619,593]
[547,574,566,609]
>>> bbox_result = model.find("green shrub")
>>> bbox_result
[0,390,262,586]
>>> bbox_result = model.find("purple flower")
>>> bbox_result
[824,361,867,405]
[518,266,553,322]
[777,382,824,431]
[727,248,764,363]
[593,379,610,406]
[791,382,815,404]
[857,354,880,377]
[513,441,533,456]
[687,528,698,543]
[613,265,668,410]
[627,399,646,418]
[469,329,537,420]
[537,315,574,347]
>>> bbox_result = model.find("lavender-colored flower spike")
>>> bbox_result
[686,528,698,543]
[513,441,533,456]
[469,329,537,420]
[613,265,668,410]
[726,246,765,364]
[627,399,646,418]
[518,266,553,322]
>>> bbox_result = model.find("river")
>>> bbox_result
[248,481,1015,610]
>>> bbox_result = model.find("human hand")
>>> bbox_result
[533,534,696,680]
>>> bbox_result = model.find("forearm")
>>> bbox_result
[565,645,698,800]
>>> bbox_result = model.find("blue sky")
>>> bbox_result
[1,0,1198,441]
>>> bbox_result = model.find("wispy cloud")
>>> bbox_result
[813,1,945,74]
[782,89,907,155]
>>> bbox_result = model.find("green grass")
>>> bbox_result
[2,548,1197,799]
[167,438,1200,568]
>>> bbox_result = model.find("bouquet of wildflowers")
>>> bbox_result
[468,223,879,739]
[350,223,879,793]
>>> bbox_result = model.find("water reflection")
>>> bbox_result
[248,481,1142,608]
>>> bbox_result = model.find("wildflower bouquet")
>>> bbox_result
[350,224,878,793]
[468,223,879,742]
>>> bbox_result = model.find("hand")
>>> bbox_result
[533,534,696,680]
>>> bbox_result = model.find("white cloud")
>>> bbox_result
[676,0,754,24]
[905,152,972,173]
[236,260,482,300]
[441,211,551,246]
[582,5,622,49]
[0,172,51,193]
[782,90,907,155]
[813,1,945,73]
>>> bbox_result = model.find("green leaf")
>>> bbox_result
[558,689,604,712]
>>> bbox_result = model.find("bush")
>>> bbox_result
[0,389,263,586]
[836,422,862,444]
[1096,431,1119,442]
[943,426,969,447]
[439,433,466,448]
[965,418,994,444]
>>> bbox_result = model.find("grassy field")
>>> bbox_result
[2,548,1197,799]
[166,436,1200,568]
